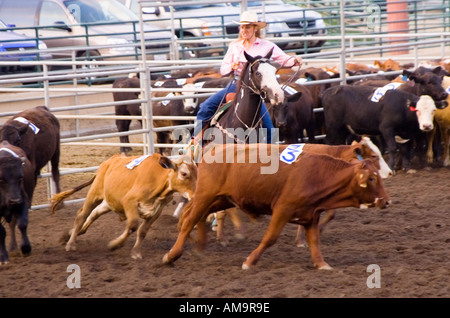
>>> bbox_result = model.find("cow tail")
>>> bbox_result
[50,176,96,214]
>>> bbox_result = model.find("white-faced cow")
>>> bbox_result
[51,153,197,260]
[0,106,61,193]
[163,143,390,270]
[0,141,36,265]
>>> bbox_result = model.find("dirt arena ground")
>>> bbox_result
[0,141,449,301]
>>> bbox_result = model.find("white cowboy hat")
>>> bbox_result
[233,11,267,29]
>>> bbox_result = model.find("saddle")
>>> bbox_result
[210,92,236,126]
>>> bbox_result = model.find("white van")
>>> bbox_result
[0,0,175,62]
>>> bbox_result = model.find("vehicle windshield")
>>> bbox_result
[230,1,285,6]
[171,4,228,11]
[63,0,139,23]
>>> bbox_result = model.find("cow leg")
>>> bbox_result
[228,208,245,240]
[16,206,31,256]
[381,131,397,172]
[441,126,449,167]
[66,199,103,251]
[295,225,307,247]
[0,223,9,265]
[215,208,245,246]
[78,200,111,235]
[163,199,211,264]
[304,214,331,270]
[7,207,31,257]
[426,127,437,165]
[172,197,188,218]
[242,209,290,270]
[398,141,414,173]
[130,198,169,260]
[50,144,61,194]
[214,211,226,246]
[108,198,141,250]
[318,209,336,231]
[7,217,18,254]
[116,119,133,154]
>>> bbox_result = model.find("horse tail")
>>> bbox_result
[50,176,96,214]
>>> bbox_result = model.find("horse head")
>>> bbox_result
[244,48,285,106]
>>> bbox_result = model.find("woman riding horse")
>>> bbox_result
[193,11,303,144]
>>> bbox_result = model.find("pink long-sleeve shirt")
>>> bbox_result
[220,38,297,76]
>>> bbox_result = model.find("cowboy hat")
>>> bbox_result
[233,11,267,29]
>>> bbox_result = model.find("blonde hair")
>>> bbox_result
[238,24,262,40]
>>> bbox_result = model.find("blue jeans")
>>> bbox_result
[194,82,274,143]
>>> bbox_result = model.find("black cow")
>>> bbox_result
[0,106,61,193]
[322,85,448,172]
[401,67,448,101]
[0,141,36,264]
[272,83,313,144]
[113,75,230,154]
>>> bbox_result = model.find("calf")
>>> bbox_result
[0,141,36,265]
[163,143,390,270]
[322,85,448,172]
[0,106,61,193]
[51,153,197,260]
[274,83,314,143]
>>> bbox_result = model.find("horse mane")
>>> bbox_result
[235,60,250,99]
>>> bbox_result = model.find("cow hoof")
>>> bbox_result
[65,243,77,252]
[296,243,306,248]
[0,260,9,266]
[234,233,245,241]
[318,264,333,270]
[162,253,171,264]
[21,245,31,256]
[406,169,417,174]
[131,253,142,260]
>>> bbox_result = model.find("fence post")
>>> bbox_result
[387,0,409,55]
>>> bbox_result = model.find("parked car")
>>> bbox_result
[118,0,239,58]
[228,1,327,53]
[121,0,327,57]
[0,0,175,65]
[0,18,52,74]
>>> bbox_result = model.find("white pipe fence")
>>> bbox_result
[1,30,450,210]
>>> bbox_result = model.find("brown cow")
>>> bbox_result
[427,76,450,166]
[211,137,392,247]
[51,153,197,259]
[163,143,390,270]
[0,106,61,193]
[0,141,36,264]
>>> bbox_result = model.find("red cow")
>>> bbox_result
[163,143,390,270]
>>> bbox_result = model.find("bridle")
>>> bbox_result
[233,58,274,133]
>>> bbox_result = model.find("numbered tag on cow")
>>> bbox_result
[370,82,402,102]
[280,143,305,164]
[126,154,151,169]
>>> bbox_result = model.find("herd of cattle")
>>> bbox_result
[0,57,449,270]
